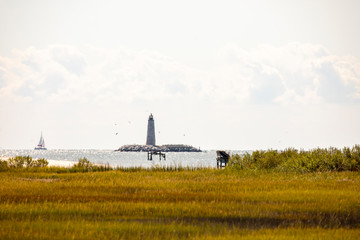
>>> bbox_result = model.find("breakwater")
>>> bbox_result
[116,144,201,152]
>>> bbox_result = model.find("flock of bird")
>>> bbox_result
[113,122,186,137]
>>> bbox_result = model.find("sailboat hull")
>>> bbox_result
[34,147,47,150]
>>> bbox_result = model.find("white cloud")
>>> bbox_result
[0,43,360,149]
[51,45,86,76]
[0,45,204,104]
[0,43,359,107]
[216,43,360,105]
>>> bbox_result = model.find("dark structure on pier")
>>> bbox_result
[216,150,229,168]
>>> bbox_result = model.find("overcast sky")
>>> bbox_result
[0,0,360,150]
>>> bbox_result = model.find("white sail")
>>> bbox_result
[35,132,47,150]
[38,135,43,147]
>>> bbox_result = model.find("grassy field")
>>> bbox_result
[0,168,359,239]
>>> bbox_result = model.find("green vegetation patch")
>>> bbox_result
[0,156,48,171]
[229,145,360,172]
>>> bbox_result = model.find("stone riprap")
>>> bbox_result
[116,144,201,152]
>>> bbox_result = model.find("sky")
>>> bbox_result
[0,0,360,150]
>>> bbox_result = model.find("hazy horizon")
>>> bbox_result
[1,0,359,150]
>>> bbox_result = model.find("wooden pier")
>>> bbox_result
[147,150,166,161]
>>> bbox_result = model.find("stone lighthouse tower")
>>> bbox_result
[146,114,156,146]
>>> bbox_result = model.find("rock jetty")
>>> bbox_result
[116,144,201,152]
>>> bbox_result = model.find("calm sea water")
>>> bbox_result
[0,149,245,168]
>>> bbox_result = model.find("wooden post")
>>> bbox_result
[147,151,153,161]
[148,151,166,161]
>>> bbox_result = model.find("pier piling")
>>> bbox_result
[147,151,166,161]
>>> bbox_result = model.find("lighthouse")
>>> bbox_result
[146,114,156,146]
[116,113,201,152]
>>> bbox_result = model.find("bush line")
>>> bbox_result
[0,156,49,170]
[0,156,204,173]
[229,145,360,172]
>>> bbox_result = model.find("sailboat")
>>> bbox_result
[35,132,47,150]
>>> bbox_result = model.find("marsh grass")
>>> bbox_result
[0,167,359,239]
[229,145,360,172]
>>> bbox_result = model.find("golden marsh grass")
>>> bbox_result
[0,169,359,239]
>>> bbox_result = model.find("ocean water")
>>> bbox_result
[0,149,245,168]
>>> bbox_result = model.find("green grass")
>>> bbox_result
[0,168,359,239]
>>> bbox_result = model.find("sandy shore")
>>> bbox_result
[0,157,77,168]
[47,159,77,167]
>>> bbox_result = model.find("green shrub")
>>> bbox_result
[228,153,245,169]
[8,156,27,168]
[71,157,113,172]
[228,145,360,172]
[0,160,9,170]
[5,156,49,169]
[257,150,279,169]
[33,158,49,167]
[72,157,93,171]
[350,145,360,171]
